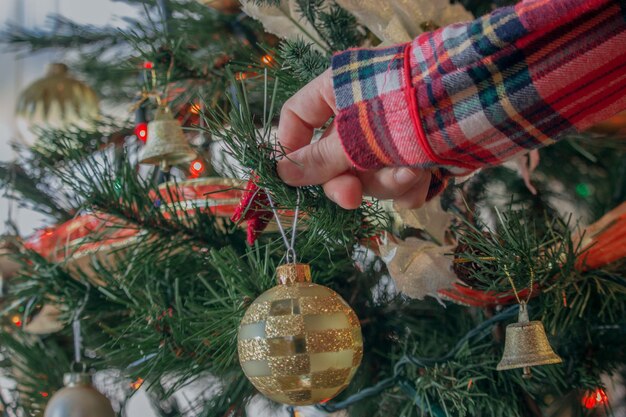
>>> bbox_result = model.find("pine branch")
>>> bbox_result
[204,71,388,253]
[278,39,328,83]
[0,162,72,222]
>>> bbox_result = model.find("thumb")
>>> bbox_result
[277,131,351,186]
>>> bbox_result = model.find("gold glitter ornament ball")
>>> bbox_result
[238,263,363,405]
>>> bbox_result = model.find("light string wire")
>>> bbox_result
[265,189,301,264]
[316,304,520,414]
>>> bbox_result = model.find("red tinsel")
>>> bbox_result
[231,175,272,245]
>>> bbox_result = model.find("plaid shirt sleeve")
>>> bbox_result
[331,0,626,197]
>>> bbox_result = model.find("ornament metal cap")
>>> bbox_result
[276,263,311,285]
[139,107,196,169]
[63,372,92,387]
[497,303,562,378]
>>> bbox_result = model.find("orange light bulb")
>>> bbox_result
[130,378,144,390]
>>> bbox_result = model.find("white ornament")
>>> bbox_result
[44,373,114,417]
[336,0,473,43]
[379,235,456,300]
[241,0,473,46]
[240,0,327,47]
[387,196,453,244]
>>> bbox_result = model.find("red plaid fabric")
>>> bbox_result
[332,0,626,196]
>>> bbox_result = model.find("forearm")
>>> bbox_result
[332,0,626,178]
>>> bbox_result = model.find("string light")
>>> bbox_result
[576,183,591,198]
[143,61,154,70]
[11,315,22,327]
[189,103,201,114]
[40,392,49,398]
[261,54,274,66]
[189,159,205,178]
[582,388,608,409]
[130,378,144,390]
[135,123,148,142]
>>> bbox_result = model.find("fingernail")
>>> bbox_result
[394,168,418,185]
[277,158,304,185]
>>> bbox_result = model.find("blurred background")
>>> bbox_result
[0,0,139,235]
[1,3,156,415]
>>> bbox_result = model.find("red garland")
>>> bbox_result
[231,175,272,245]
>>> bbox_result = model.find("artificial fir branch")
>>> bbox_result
[2,0,626,415]
[278,39,328,83]
[203,71,388,250]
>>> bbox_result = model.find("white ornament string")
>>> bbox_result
[265,189,301,264]
[72,289,90,368]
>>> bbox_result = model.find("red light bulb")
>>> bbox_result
[135,123,148,142]
[582,388,608,409]
[189,159,205,178]
[143,61,154,70]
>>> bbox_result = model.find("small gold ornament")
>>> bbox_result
[497,302,562,378]
[16,63,99,145]
[238,263,363,405]
[139,107,196,171]
[44,373,115,417]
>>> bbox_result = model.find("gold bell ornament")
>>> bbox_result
[139,106,196,171]
[497,302,562,378]
[237,190,363,405]
[497,267,562,378]
[15,63,100,146]
[44,372,115,417]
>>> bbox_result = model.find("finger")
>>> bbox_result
[277,69,335,154]
[322,173,362,210]
[394,171,432,209]
[277,130,351,186]
[359,167,426,200]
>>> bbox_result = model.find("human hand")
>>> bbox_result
[276,69,431,210]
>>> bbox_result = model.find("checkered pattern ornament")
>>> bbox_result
[238,263,363,405]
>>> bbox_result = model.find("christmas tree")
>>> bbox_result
[1,0,625,416]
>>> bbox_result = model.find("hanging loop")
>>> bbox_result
[265,188,301,264]
[72,286,90,365]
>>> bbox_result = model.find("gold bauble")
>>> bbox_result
[16,63,99,145]
[497,302,562,378]
[139,107,196,170]
[44,373,115,417]
[238,263,363,405]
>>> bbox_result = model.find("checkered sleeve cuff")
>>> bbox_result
[332,0,626,198]
[331,43,437,171]
[331,43,459,199]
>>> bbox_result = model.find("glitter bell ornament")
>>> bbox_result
[238,263,363,405]
[497,302,562,378]
[236,188,362,405]
[16,63,99,146]
[139,107,196,171]
[44,372,115,417]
